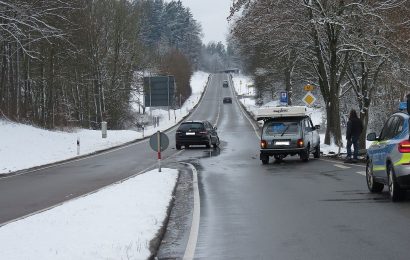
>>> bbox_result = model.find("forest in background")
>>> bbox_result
[0,0,225,129]
[230,0,410,148]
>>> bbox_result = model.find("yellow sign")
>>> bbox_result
[303,92,316,106]
[304,84,314,91]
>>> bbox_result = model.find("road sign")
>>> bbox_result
[280,91,288,105]
[302,92,316,106]
[149,131,169,152]
[304,84,314,91]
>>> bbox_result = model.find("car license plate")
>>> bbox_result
[275,141,289,145]
[186,132,195,135]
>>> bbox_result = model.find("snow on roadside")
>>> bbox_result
[0,71,209,174]
[0,168,178,260]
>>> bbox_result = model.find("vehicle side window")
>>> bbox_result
[397,117,404,134]
[304,119,311,132]
[393,116,404,137]
[379,116,398,140]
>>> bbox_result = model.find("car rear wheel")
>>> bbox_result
[206,139,211,148]
[300,145,310,162]
[213,138,220,148]
[387,164,405,202]
[261,155,269,165]
[313,145,320,158]
[176,144,181,150]
[366,160,383,193]
[185,145,190,149]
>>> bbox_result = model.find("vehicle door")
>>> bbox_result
[303,118,313,151]
[372,116,399,179]
[309,117,320,148]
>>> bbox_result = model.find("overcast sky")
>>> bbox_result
[179,0,233,45]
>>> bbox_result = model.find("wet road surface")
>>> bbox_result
[159,74,410,260]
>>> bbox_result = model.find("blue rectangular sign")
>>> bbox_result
[280,91,288,105]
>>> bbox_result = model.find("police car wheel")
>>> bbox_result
[366,160,383,193]
[388,164,404,202]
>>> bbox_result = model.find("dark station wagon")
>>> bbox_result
[175,121,220,150]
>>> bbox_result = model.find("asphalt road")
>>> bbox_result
[4,73,410,260]
[0,73,223,225]
[159,74,410,260]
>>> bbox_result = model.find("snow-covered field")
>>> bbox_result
[0,168,178,260]
[0,71,209,259]
[0,71,209,175]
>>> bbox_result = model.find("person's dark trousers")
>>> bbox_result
[347,136,359,160]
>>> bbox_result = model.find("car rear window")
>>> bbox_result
[178,123,205,131]
[263,121,300,135]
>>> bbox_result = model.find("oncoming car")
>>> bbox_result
[366,110,410,201]
[175,121,219,150]
[257,106,320,164]
[222,80,229,88]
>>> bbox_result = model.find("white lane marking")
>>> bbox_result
[319,158,366,168]
[334,164,351,169]
[357,171,366,176]
[182,163,200,260]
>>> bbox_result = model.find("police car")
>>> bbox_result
[366,102,410,201]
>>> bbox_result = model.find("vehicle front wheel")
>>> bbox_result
[313,145,320,158]
[388,164,405,202]
[366,160,383,192]
[261,155,269,165]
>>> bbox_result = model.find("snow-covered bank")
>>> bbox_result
[0,71,209,174]
[0,168,178,260]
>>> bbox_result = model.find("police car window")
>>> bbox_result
[379,117,394,140]
[380,116,399,140]
[393,116,404,137]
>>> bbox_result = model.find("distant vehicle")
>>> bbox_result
[223,80,229,88]
[366,109,410,201]
[257,106,320,164]
[175,121,219,150]
[223,97,232,104]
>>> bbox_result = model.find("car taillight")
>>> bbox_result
[199,131,208,135]
[176,131,182,134]
[398,140,410,153]
[297,139,304,148]
[261,140,267,149]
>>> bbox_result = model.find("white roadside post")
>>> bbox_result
[101,121,107,138]
[157,131,161,172]
[77,136,80,155]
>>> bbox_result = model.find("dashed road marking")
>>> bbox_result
[334,164,351,169]
[356,171,366,176]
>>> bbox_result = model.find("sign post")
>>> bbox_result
[149,131,169,172]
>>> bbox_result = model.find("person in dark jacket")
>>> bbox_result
[345,109,363,163]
